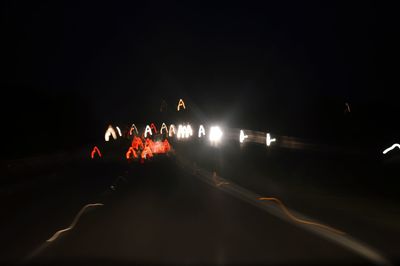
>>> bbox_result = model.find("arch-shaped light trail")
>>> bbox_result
[105,125,117,141]
[169,124,176,137]
[126,147,138,159]
[198,125,206,138]
[160,123,168,135]
[144,125,152,138]
[129,124,138,135]
[177,98,186,111]
[383,143,400,154]
[90,146,102,159]
[150,123,158,134]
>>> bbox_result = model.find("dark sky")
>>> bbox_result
[1,1,398,158]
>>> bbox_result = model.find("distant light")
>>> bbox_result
[169,124,176,137]
[239,130,248,143]
[144,125,152,138]
[209,126,223,143]
[105,125,117,141]
[116,126,122,137]
[90,146,102,159]
[160,123,168,135]
[266,133,276,146]
[383,143,400,154]
[198,125,206,138]
[177,98,186,111]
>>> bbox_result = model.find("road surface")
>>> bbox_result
[0,142,397,265]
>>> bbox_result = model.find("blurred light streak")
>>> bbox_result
[177,124,193,139]
[239,130,248,143]
[150,123,158,134]
[105,125,117,141]
[131,136,144,150]
[213,171,229,187]
[90,146,102,159]
[126,147,138,159]
[160,123,168,135]
[198,125,206,137]
[258,197,345,235]
[345,102,351,113]
[209,126,223,143]
[177,98,186,111]
[266,133,276,146]
[116,126,122,137]
[169,124,176,137]
[47,203,104,242]
[151,139,171,154]
[383,143,400,154]
[129,124,138,135]
[144,125,152,138]
[141,146,153,159]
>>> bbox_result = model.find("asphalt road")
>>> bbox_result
[0,141,397,265]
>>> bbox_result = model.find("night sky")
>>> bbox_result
[1,1,398,159]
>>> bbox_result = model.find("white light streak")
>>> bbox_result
[383,143,400,154]
[144,125,152,138]
[169,124,176,137]
[116,126,122,137]
[105,125,117,141]
[177,124,193,139]
[266,133,276,146]
[198,125,206,138]
[209,126,223,143]
[239,130,248,143]
[160,123,168,135]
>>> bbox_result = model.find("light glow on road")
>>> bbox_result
[47,203,104,242]
[258,197,344,235]
[383,143,400,154]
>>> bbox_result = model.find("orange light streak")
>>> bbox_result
[258,197,345,235]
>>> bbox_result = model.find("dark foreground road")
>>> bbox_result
[0,142,397,265]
